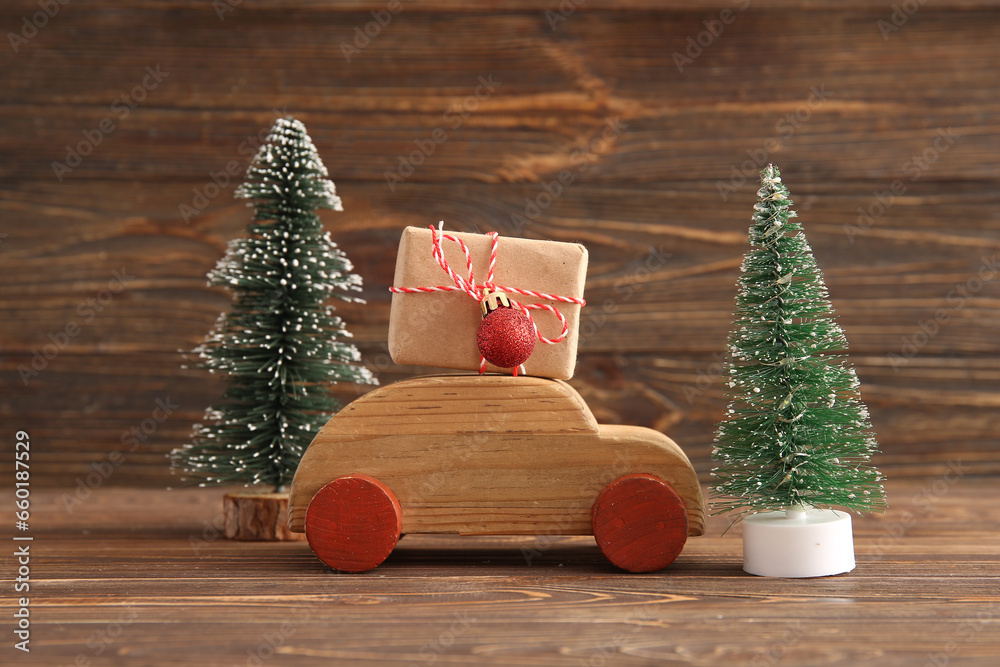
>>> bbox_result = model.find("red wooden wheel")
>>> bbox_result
[305,474,401,573]
[591,473,689,573]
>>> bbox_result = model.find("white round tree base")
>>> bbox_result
[743,507,855,578]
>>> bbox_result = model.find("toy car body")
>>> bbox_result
[288,374,705,572]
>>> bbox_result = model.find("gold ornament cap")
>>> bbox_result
[479,288,511,317]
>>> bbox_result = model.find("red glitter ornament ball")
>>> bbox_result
[476,307,536,369]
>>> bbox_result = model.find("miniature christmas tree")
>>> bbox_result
[172,117,377,493]
[711,165,886,526]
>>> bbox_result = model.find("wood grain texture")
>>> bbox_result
[305,474,402,572]
[591,472,689,573]
[223,491,306,541]
[3,478,998,666]
[0,3,998,487]
[287,374,706,537]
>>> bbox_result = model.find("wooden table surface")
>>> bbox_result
[4,477,998,666]
[1,3,998,663]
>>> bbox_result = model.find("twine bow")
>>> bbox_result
[389,222,586,374]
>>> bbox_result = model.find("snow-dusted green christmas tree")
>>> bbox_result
[172,117,377,491]
[711,164,886,523]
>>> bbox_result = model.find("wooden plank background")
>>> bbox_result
[0,1,998,487]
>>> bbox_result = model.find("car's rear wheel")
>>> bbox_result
[305,474,401,573]
[591,473,688,573]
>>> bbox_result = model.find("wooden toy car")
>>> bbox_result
[288,374,706,573]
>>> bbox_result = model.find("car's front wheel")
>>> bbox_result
[591,473,688,573]
[305,474,401,573]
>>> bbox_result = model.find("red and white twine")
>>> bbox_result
[390,223,586,373]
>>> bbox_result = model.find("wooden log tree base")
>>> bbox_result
[592,473,689,573]
[305,474,403,573]
[222,492,305,542]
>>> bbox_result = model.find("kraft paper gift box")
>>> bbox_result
[388,226,588,379]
